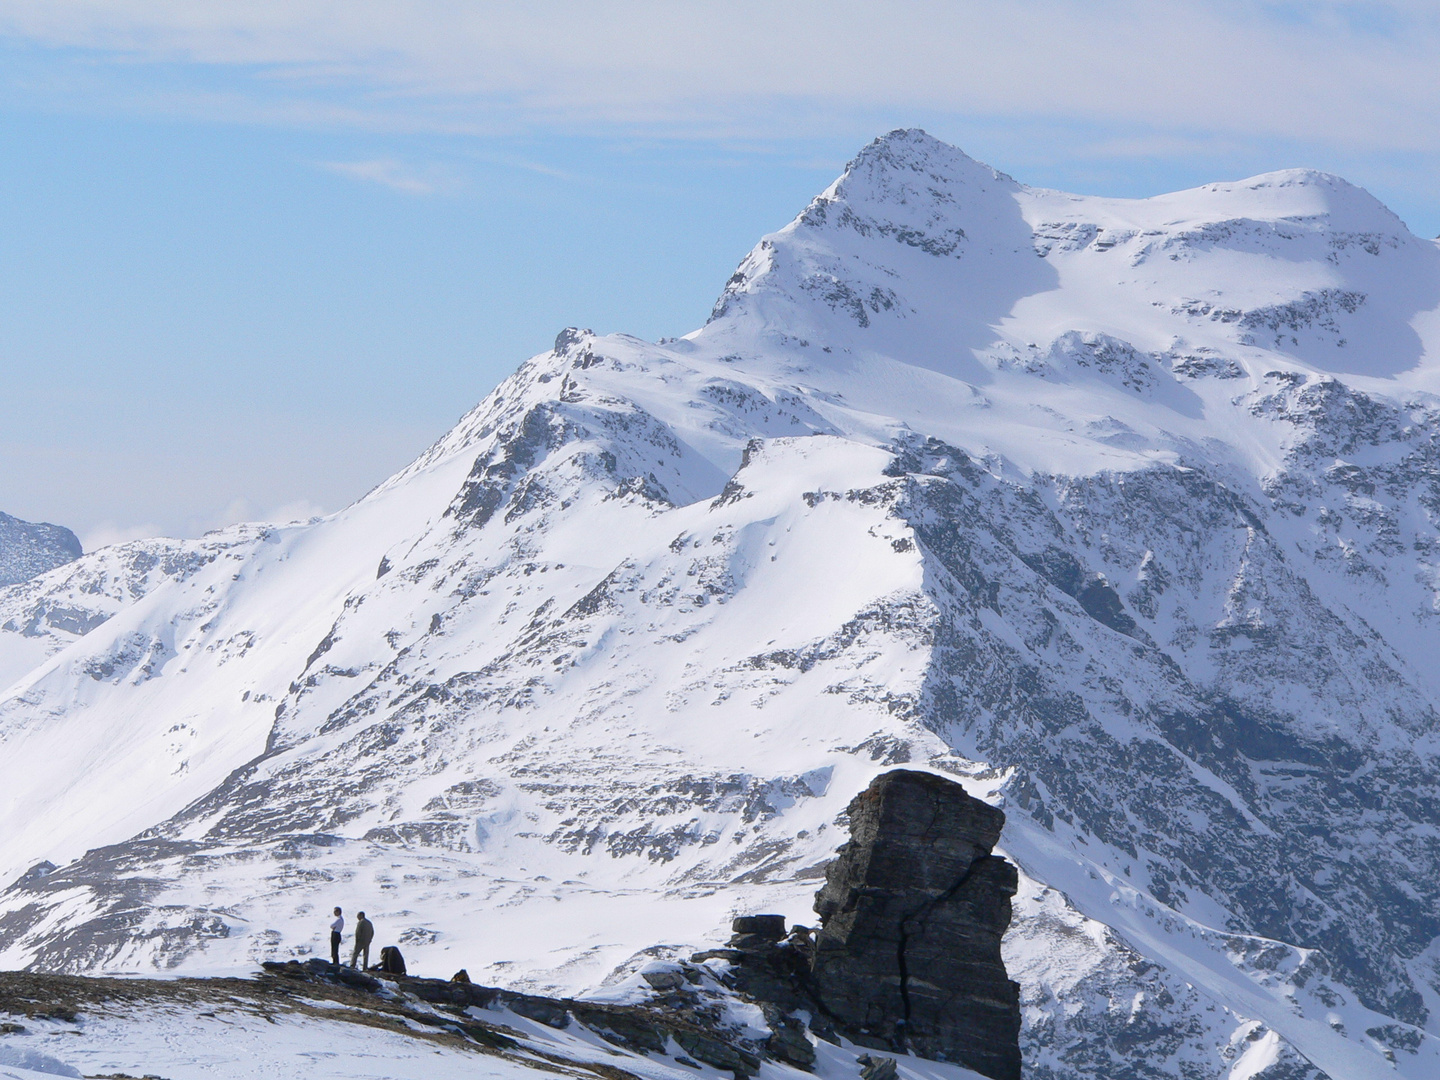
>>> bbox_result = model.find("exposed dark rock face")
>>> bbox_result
[691,771,1021,1080]
[811,770,1020,1080]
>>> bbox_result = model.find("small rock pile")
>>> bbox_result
[262,957,766,1077]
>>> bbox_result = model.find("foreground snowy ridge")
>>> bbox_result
[3,129,1440,1079]
[0,966,991,1080]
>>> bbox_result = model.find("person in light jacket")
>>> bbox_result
[351,911,375,969]
[329,907,344,965]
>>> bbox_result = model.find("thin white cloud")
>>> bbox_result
[79,520,164,550]
[0,2,1438,154]
[1076,134,1248,161]
[230,497,327,527]
[75,497,327,551]
[318,157,440,194]
[201,497,327,533]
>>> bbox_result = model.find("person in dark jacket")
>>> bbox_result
[329,907,344,965]
[351,911,375,969]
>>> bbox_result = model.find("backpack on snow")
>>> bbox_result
[378,945,407,975]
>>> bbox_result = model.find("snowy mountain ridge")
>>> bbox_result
[4,129,1440,1080]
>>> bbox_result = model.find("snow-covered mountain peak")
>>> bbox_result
[814,127,1019,224]
[9,131,1440,1080]
[1184,165,1406,228]
[706,129,1040,360]
[700,128,1440,440]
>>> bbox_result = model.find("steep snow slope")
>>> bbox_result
[4,129,1440,1079]
[0,530,262,692]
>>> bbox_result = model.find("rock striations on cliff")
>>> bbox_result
[812,771,1020,1080]
[703,770,1022,1079]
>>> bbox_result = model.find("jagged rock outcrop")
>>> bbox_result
[812,770,1020,1080]
[694,771,1021,1080]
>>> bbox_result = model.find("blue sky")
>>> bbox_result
[2,1,1439,545]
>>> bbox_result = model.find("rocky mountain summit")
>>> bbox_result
[0,511,80,588]
[4,129,1440,1079]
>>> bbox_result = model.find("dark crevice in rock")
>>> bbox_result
[895,835,989,1044]
[700,770,1022,1080]
[895,918,911,1034]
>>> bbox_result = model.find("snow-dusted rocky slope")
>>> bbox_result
[0,512,80,590]
[4,129,1440,1079]
[0,967,990,1080]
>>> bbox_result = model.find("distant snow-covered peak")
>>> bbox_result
[1176,165,1406,229]
[0,511,81,588]
[810,127,1020,235]
[701,128,1440,392]
[358,131,1440,506]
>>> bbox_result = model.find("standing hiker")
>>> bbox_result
[329,907,344,965]
[351,911,375,969]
